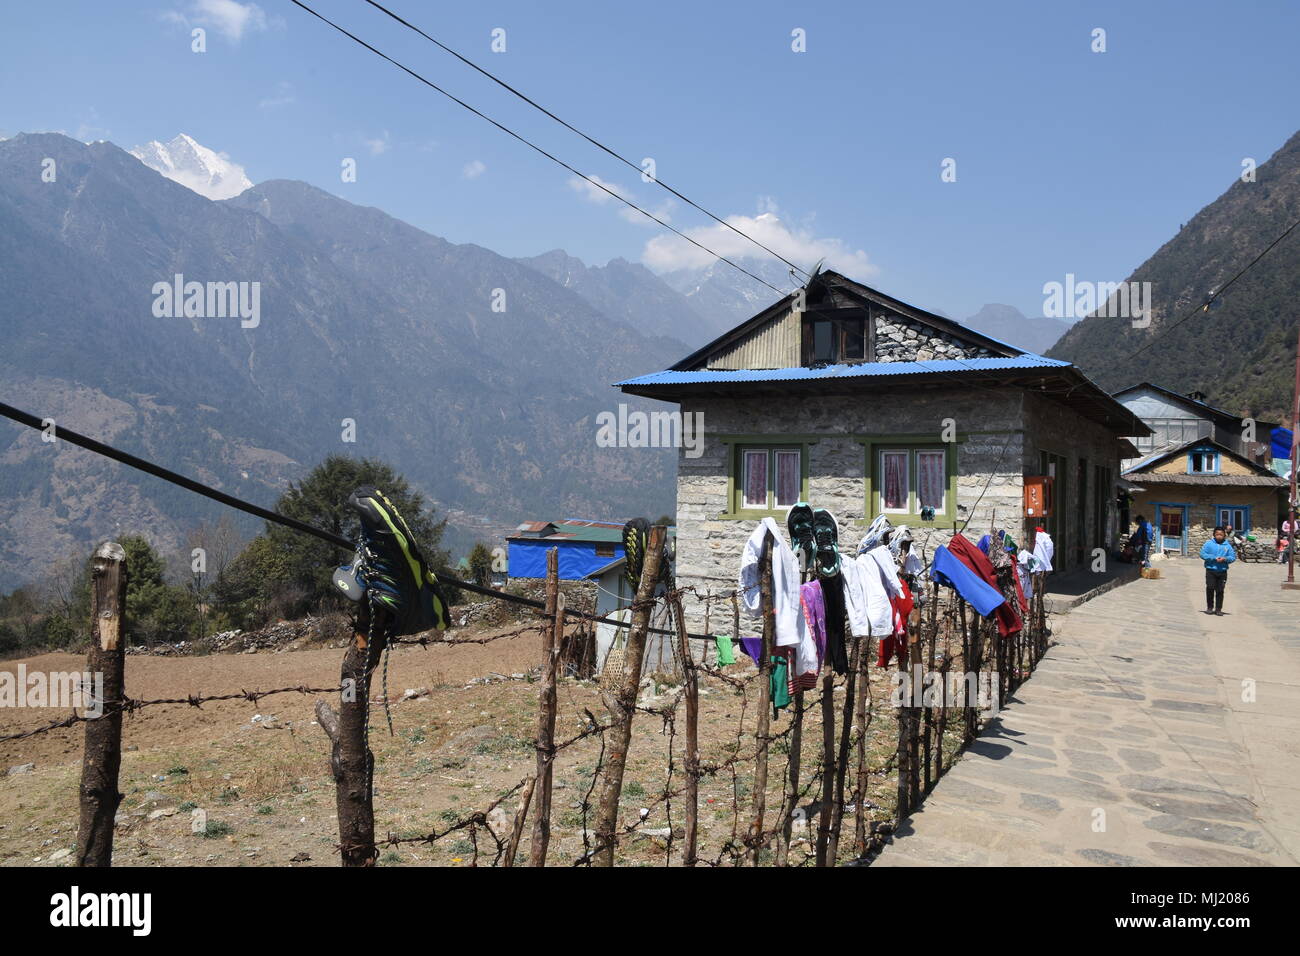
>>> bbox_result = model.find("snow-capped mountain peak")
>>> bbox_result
[129,133,252,200]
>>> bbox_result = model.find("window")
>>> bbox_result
[1188,449,1219,474]
[875,447,947,516]
[1216,506,1249,532]
[800,309,869,366]
[736,446,803,512]
[595,544,616,558]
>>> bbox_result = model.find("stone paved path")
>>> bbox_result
[874,558,1300,866]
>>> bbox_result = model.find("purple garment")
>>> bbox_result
[739,637,765,661]
[800,580,827,667]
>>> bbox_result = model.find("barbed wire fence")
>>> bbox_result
[0,529,1055,867]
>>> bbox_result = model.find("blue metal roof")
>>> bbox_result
[617,355,1071,388]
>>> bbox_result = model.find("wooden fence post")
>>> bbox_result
[815,668,836,866]
[669,590,699,866]
[592,524,667,866]
[747,531,774,864]
[827,628,862,863]
[76,541,127,867]
[530,549,561,866]
[319,599,388,866]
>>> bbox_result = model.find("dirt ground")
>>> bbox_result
[0,620,946,867]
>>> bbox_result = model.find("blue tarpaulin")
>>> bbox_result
[1272,427,1294,461]
[508,539,623,580]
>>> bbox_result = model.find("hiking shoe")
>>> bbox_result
[348,485,450,636]
[786,502,814,567]
[812,508,841,578]
[622,517,649,590]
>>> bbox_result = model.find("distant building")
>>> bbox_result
[1112,382,1277,470]
[1120,436,1287,557]
[505,519,627,580]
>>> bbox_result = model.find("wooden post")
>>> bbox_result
[923,581,937,792]
[502,776,536,867]
[747,531,775,864]
[827,628,862,864]
[815,669,835,866]
[853,630,871,856]
[321,598,388,867]
[907,635,923,809]
[592,524,667,866]
[530,548,561,866]
[76,542,127,867]
[669,590,699,866]
[777,690,804,866]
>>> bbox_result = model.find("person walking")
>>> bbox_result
[1200,525,1236,615]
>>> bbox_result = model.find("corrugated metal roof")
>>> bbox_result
[616,355,1070,388]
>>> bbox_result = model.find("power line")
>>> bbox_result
[0,399,716,642]
[284,0,789,297]
[358,0,810,282]
[1130,213,1300,359]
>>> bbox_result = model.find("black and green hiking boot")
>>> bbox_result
[812,508,841,578]
[622,517,649,590]
[346,485,450,637]
[787,502,815,569]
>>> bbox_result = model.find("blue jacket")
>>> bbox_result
[930,545,1005,615]
[1200,539,1236,572]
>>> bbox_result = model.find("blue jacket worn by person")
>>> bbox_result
[930,545,1005,616]
[1200,539,1237,572]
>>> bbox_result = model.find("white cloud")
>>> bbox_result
[364,131,390,156]
[566,174,672,227]
[462,159,486,179]
[641,210,876,277]
[258,81,295,110]
[165,1,271,42]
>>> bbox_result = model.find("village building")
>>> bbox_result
[616,270,1149,632]
[1112,381,1278,470]
[1120,437,1287,559]
[505,519,627,580]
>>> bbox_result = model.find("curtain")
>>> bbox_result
[775,450,800,506]
[743,450,768,508]
[918,451,945,509]
[882,452,906,510]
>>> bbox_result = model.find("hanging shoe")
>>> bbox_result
[348,485,451,636]
[622,517,649,590]
[786,502,815,568]
[812,508,841,578]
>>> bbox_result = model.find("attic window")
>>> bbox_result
[1188,449,1219,474]
[801,308,869,366]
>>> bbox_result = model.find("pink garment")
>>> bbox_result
[795,581,826,691]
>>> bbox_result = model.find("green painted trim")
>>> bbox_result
[723,440,811,517]
[861,440,960,524]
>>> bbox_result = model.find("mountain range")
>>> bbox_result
[0,132,692,584]
[1049,129,1300,420]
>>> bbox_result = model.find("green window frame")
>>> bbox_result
[721,438,812,518]
[860,438,959,523]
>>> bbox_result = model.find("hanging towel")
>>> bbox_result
[770,655,791,717]
[821,574,849,675]
[738,517,802,648]
[1032,529,1055,572]
[714,634,735,665]
[946,535,1021,637]
[799,581,827,677]
[841,556,889,638]
[739,636,764,662]
[930,545,1005,617]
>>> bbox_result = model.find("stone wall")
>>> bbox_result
[1021,393,1127,573]
[874,313,998,363]
[674,386,1024,634]
[1127,483,1283,561]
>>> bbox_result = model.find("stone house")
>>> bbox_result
[1122,436,1287,560]
[616,270,1148,632]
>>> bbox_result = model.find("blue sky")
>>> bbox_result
[3,0,1299,320]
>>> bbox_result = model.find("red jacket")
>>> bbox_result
[947,534,1022,637]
